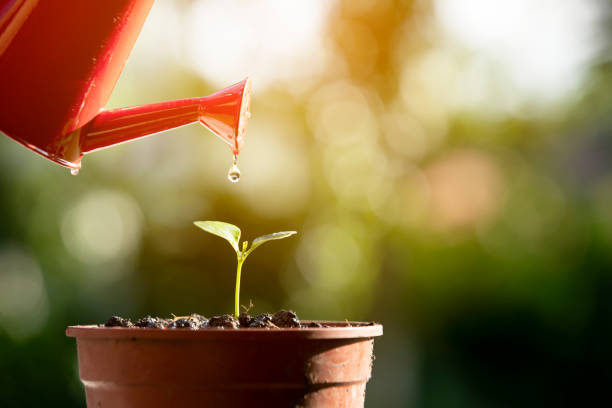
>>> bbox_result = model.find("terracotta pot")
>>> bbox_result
[66,321,383,408]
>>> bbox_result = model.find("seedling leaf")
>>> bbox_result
[194,221,241,253]
[249,231,297,254]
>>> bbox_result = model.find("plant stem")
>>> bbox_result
[235,257,244,317]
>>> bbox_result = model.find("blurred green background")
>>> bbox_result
[1,0,612,406]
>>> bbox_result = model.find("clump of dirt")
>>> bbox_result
[190,313,209,327]
[168,318,199,330]
[248,313,277,328]
[105,316,133,327]
[272,310,300,328]
[166,314,210,330]
[134,316,167,329]
[238,312,253,327]
[208,314,240,329]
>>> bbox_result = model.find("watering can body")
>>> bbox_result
[0,0,250,170]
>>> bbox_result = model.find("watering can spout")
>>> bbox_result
[81,77,251,161]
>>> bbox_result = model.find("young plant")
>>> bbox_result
[194,221,297,317]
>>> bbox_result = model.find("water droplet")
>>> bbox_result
[70,168,80,176]
[227,164,241,183]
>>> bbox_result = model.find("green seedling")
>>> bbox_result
[194,221,297,317]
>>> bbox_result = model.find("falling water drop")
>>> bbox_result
[70,168,80,176]
[227,164,241,183]
[227,153,240,183]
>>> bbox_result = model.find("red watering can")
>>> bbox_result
[0,0,251,174]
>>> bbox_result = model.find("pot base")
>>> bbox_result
[81,381,367,407]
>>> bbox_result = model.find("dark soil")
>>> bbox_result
[102,310,376,330]
[238,311,253,327]
[272,310,300,328]
[101,310,337,330]
[134,316,169,329]
[167,318,199,330]
[208,314,240,329]
[104,316,133,327]
[249,313,277,328]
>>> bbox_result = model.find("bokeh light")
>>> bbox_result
[61,190,143,275]
[0,246,49,341]
[435,0,602,108]
[425,148,504,230]
[187,0,333,89]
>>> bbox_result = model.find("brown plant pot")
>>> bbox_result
[66,321,383,408]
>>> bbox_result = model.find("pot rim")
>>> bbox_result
[66,320,382,340]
